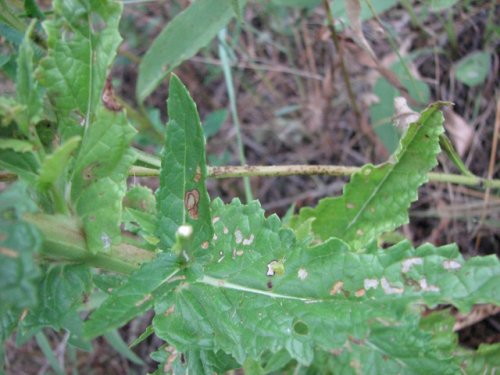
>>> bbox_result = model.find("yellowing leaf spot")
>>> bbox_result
[330,281,344,295]
[356,229,364,236]
[355,289,365,297]
[0,247,18,258]
[135,294,152,307]
[164,305,175,317]
[346,202,355,209]
[194,165,202,183]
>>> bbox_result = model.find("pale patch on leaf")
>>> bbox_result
[381,277,404,295]
[443,260,462,270]
[298,268,308,280]
[419,278,440,293]
[364,278,379,290]
[401,257,423,273]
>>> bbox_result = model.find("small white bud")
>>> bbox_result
[177,224,193,238]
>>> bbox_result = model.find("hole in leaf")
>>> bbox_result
[293,320,309,335]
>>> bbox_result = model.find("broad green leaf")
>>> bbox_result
[154,198,500,371]
[17,263,93,350]
[0,149,39,184]
[137,0,244,101]
[84,252,180,338]
[71,107,136,253]
[76,178,122,253]
[16,20,42,135]
[0,182,41,317]
[203,109,227,139]
[454,51,491,87]
[0,138,33,152]
[37,0,122,124]
[300,103,444,250]
[123,185,156,213]
[156,75,213,251]
[38,136,81,188]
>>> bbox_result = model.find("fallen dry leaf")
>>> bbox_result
[443,107,474,157]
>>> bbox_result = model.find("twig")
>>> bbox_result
[126,165,500,190]
[322,0,361,120]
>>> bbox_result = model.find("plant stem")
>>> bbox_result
[322,0,361,120]
[24,213,153,274]
[128,165,500,189]
[218,29,253,203]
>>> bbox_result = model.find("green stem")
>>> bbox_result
[24,213,153,274]
[218,29,253,203]
[127,164,500,189]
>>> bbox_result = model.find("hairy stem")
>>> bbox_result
[24,213,152,274]
[128,165,500,189]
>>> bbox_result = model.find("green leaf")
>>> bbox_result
[71,107,136,201]
[104,330,144,365]
[153,198,500,371]
[137,0,245,101]
[84,253,180,339]
[203,109,227,139]
[0,182,41,317]
[300,103,444,250]
[37,0,122,124]
[454,51,491,87]
[156,75,213,251]
[459,344,500,373]
[75,178,122,253]
[123,185,156,214]
[71,107,136,253]
[0,138,33,152]
[38,136,81,189]
[428,0,459,11]
[22,264,91,330]
[16,20,42,135]
[370,57,430,152]
[0,148,39,184]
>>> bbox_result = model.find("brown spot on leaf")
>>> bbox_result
[201,241,209,249]
[184,189,200,219]
[134,294,152,307]
[355,289,366,297]
[102,76,123,112]
[194,165,202,182]
[330,281,344,295]
[267,281,273,289]
[0,247,18,258]
[164,305,175,317]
